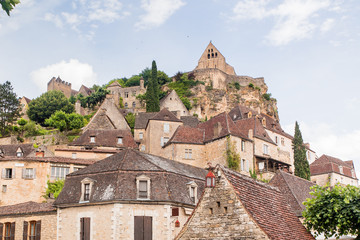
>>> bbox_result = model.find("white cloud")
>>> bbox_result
[231,0,339,45]
[44,13,64,28]
[283,121,360,180]
[135,0,186,30]
[30,59,97,93]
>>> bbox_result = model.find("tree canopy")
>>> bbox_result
[303,184,360,239]
[293,121,310,180]
[0,81,20,136]
[45,110,85,132]
[27,91,74,125]
[145,60,160,112]
[1,0,20,16]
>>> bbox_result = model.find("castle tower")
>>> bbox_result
[194,41,236,75]
[140,77,145,89]
[47,76,72,98]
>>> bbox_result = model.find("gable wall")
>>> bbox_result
[160,91,189,117]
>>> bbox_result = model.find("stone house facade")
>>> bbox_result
[176,166,315,240]
[0,155,95,206]
[54,149,207,240]
[0,201,56,240]
[19,96,31,120]
[47,77,73,98]
[310,154,358,187]
[160,90,189,118]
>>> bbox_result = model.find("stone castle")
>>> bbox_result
[47,76,73,98]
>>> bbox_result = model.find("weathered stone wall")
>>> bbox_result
[47,77,72,98]
[162,143,206,168]
[160,90,189,117]
[58,203,192,240]
[107,84,146,109]
[0,212,57,240]
[265,129,294,169]
[54,148,113,160]
[311,173,358,187]
[176,169,269,240]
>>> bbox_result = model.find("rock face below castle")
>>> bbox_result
[189,42,278,121]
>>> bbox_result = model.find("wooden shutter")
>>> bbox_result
[12,169,15,179]
[172,208,179,217]
[80,218,84,240]
[0,223,3,239]
[23,221,28,240]
[143,217,152,240]
[33,169,36,179]
[80,218,90,240]
[1,169,5,179]
[134,216,144,240]
[35,220,41,240]
[22,169,26,179]
[10,222,15,240]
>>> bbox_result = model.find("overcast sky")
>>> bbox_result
[1,0,359,178]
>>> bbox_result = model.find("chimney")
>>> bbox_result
[140,77,145,89]
[213,122,222,138]
[248,129,253,139]
[36,151,45,157]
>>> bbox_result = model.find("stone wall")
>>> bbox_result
[0,212,57,240]
[176,169,269,239]
[311,173,358,187]
[47,77,72,98]
[160,90,189,117]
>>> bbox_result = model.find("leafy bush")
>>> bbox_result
[226,137,240,170]
[234,82,240,90]
[45,111,85,132]
[43,180,64,199]
[262,93,272,101]
[125,113,135,135]
[248,83,254,88]
[24,121,47,137]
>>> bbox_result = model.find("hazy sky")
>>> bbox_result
[1,0,359,178]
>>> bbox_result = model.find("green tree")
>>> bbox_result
[303,184,360,239]
[125,112,135,135]
[145,60,160,112]
[225,137,240,170]
[293,121,310,180]
[27,91,74,125]
[1,0,20,16]
[45,110,85,132]
[0,81,20,136]
[43,179,64,199]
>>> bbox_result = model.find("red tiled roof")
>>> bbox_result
[0,202,55,216]
[260,113,293,139]
[134,112,157,129]
[310,154,357,179]
[222,167,315,239]
[228,105,258,121]
[0,156,96,165]
[149,108,182,123]
[166,125,205,145]
[235,118,275,144]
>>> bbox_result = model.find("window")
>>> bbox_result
[2,185,7,193]
[263,144,269,155]
[23,221,41,240]
[275,136,278,144]
[160,137,169,147]
[190,187,195,202]
[132,102,136,108]
[117,137,123,144]
[163,137,169,145]
[241,159,248,172]
[172,208,179,217]
[2,168,14,179]
[281,137,285,146]
[241,140,245,152]
[351,170,355,178]
[187,181,198,203]
[16,151,23,157]
[80,217,90,240]
[134,216,152,240]
[141,145,145,151]
[125,92,129,98]
[50,166,69,180]
[22,168,35,179]
[84,184,90,201]
[2,222,15,240]
[125,102,128,108]
[136,175,150,199]
[164,123,169,133]
[72,153,77,159]
[185,149,192,159]
[339,166,343,174]
[73,167,82,172]
[90,136,95,143]
[139,132,143,140]
[205,171,216,188]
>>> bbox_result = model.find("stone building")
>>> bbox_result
[162,112,254,175]
[160,90,189,117]
[269,170,315,218]
[19,96,31,120]
[0,154,95,206]
[0,201,56,240]
[310,154,358,187]
[54,149,207,240]
[106,79,146,110]
[175,165,315,240]
[47,76,73,98]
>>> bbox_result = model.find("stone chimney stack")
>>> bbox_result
[248,129,253,139]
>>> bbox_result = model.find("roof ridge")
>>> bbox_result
[278,171,307,209]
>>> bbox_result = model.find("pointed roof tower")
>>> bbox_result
[194,41,236,75]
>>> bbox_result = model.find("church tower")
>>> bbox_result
[194,42,236,75]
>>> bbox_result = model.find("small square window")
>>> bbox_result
[139,180,148,198]
[164,123,170,133]
[5,168,13,179]
[2,185,7,193]
[172,208,179,216]
[90,136,95,143]
[141,145,145,151]
[185,149,192,159]
[139,132,143,140]
[117,137,123,144]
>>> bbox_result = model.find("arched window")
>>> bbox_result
[132,102,136,108]
[125,102,128,108]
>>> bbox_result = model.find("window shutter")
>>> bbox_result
[0,223,3,239]
[23,221,28,240]
[246,160,249,172]
[10,222,15,240]
[160,137,164,147]
[35,221,41,240]
[12,168,15,179]
[143,216,152,240]
[134,216,144,240]
[80,218,84,240]
[1,169,5,179]
[84,218,90,240]
[33,168,36,179]
[22,168,26,179]
[172,208,179,216]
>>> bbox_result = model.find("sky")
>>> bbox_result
[1,0,360,178]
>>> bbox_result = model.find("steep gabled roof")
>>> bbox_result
[260,113,293,139]
[20,96,32,104]
[70,129,137,148]
[310,154,357,179]
[197,112,248,142]
[0,144,34,157]
[180,116,199,127]
[0,202,55,216]
[149,108,182,122]
[134,112,157,129]
[269,170,316,217]
[222,167,315,239]
[228,105,258,121]
[108,81,122,88]
[166,125,205,145]
[235,118,275,144]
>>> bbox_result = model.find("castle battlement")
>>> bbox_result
[47,76,72,97]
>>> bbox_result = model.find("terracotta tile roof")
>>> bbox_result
[21,96,32,104]
[134,112,157,129]
[108,81,121,87]
[222,167,315,239]
[197,112,249,142]
[269,170,316,217]
[260,113,293,139]
[79,85,93,96]
[180,116,199,127]
[0,156,96,165]
[55,148,120,154]
[310,154,357,179]
[235,118,275,144]
[0,202,55,216]
[54,149,207,206]
[166,125,205,145]
[149,108,182,123]
[228,105,258,121]
[70,129,137,149]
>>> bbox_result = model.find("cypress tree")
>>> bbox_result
[293,121,311,180]
[151,60,160,112]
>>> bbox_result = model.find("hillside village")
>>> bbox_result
[0,42,358,240]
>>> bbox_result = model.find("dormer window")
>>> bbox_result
[262,118,266,126]
[205,171,216,188]
[90,136,95,143]
[187,181,198,203]
[16,147,23,157]
[136,175,150,199]
[248,112,252,118]
[117,137,123,144]
[339,166,343,174]
[80,178,95,203]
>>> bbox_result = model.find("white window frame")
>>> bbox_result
[339,166,343,174]
[241,140,245,152]
[90,136,95,143]
[263,144,269,155]
[80,177,95,203]
[117,137,123,144]
[185,149,192,159]
[141,145,146,151]
[187,181,198,203]
[50,166,70,180]
[164,123,170,133]
[139,132,143,140]
[136,175,151,200]
[241,159,249,172]
[22,168,36,179]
